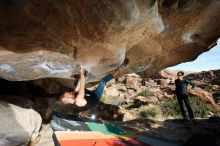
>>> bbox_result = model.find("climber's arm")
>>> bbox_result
[186,78,196,89]
[75,68,87,107]
[74,79,80,92]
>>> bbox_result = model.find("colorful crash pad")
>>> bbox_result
[51,113,179,146]
[54,131,151,146]
[86,122,127,137]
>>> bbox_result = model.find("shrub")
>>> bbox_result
[101,96,110,104]
[100,96,123,105]
[189,97,220,118]
[139,89,155,97]
[139,105,161,119]
[159,98,180,118]
[159,96,220,118]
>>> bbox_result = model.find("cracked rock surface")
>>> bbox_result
[0,0,220,82]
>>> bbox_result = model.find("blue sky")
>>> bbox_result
[167,39,220,72]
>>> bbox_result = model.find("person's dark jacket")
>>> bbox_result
[175,77,195,96]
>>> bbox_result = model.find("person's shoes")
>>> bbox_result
[182,117,188,121]
[189,119,196,125]
[180,117,188,124]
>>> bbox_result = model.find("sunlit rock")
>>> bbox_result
[0,0,220,82]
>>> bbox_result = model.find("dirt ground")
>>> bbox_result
[37,117,220,146]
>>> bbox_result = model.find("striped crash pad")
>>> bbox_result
[51,114,179,146]
[54,131,150,146]
[53,121,150,146]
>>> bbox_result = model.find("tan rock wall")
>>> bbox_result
[0,0,220,82]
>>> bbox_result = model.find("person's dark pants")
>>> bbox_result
[176,94,194,119]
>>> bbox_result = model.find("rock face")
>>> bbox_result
[188,87,215,106]
[187,70,220,87]
[0,102,42,146]
[104,69,220,107]
[0,0,220,82]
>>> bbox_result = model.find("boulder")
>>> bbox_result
[188,87,215,106]
[125,76,141,90]
[211,78,220,86]
[211,85,220,91]
[83,102,124,120]
[187,69,220,86]
[158,79,170,86]
[0,0,220,82]
[132,95,158,105]
[116,76,126,84]
[146,79,158,87]
[119,109,139,121]
[153,70,176,79]
[0,95,33,108]
[0,102,42,146]
[104,86,120,97]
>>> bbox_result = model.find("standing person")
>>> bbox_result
[175,71,195,122]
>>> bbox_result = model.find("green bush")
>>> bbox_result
[159,96,220,118]
[101,96,110,104]
[139,89,155,97]
[100,96,122,105]
[189,97,220,118]
[159,98,181,118]
[139,106,161,119]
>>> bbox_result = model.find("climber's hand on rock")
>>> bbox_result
[80,67,85,74]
